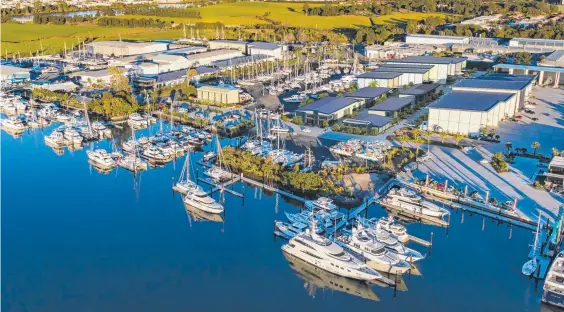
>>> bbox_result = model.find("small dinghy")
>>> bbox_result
[522,257,538,276]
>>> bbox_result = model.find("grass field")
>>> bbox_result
[0,23,183,56]
[1,3,449,56]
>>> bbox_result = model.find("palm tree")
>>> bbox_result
[439,131,448,144]
[505,141,513,153]
[398,134,409,148]
[532,142,541,156]
[454,133,464,146]
[552,147,560,157]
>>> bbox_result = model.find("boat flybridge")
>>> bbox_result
[87,149,116,169]
[385,187,450,219]
[336,224,411,274]
[281,221,393,284]
[116,154,148,172]
[44,130,65,147]
[375,216,409,243]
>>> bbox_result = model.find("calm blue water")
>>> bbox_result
[1,123,546,312]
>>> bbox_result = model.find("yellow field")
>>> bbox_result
[0,23,182,56]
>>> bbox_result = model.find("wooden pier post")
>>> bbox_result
[509,225,512,239]
[482,217,485,231]
[461,211,464,224]
[464,185,468,196]
[196,168,199,183]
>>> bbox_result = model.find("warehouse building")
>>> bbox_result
[247,42,282,59]
[197,85,240,105]
[427,91,517,135]
[405,34,470,46]
[133,69,187,89]
[357,72,401,88]
[70,69,118,86]
[208,40,248,52]
[385,56,467,83]
[451,76,534,110]
[343,112,393,133]
[345,87,391,107]
[493,63,563,88]
[509,38,564,51]
[368,97,415,118]
[371,66,431,86]
[295,97,363,126]
[364,43,447,60]
[398,83,440,104]
[0,65,31,85]
[546,156,564,186]
[87,41,168,57]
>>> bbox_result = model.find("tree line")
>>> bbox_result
[33,14,96,25]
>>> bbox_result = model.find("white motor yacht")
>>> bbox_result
[116,154,148,172]
[63,128,83,145]
[44,131,65,146]
[376,216,409,243]
[363,223,424,262]
[127,113,149,128]
[91,122,112,138]
[337,226,411,274]
[1,117,27,132]
[183,190,224,214]
[204,166,232,181]
[385,188,450,219]
[281,223,392,284]
[122,139,140,154]
[543,251,564,308]
[283,94,306,103]
[306,197,338,211]
[87,149,116,169]
[141,147,168,164]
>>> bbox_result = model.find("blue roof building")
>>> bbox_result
[369,97,415,118]
[295,96,364,126]
[343,111,393,132]
[345,87,391,105]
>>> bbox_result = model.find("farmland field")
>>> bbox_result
[1,2,449,56]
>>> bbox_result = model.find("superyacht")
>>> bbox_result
[281,222,392,284]
[384,187,450,219]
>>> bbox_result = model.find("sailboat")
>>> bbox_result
[204,137,232,182]
[523,216,542,276]
[175,153,207,196]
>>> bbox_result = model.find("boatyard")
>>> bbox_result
[2,27,564,312]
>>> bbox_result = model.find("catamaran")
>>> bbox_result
[281,222,392,284]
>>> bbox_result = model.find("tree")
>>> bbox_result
[454,133,464,146]
[187,68,197,82]
[108,66,131,94]
[322,120,329,128]
[368,80,379,88]
[532,141,541,156]
[303,3,309,15]
[292,116,303,125]
[553,147,561,157]
[398,134,409,148]
[439,131,448,143]
[505,141,513,153]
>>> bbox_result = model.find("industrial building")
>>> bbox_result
[371,66,431,86]
[398,83,440,104]
[364,43,447,60]
[70,69,116,86]
[208,40,248,52]
[541,50,564,68]
[345,87,391,106]
[134,49,243,75]
[368,97,415,118]
[452,75,535,109]
[87,41,168,57]
[493,63,563,88]
[197,85,240,105]
[405,34,470,46]
[247,42,282,58]
[0,65,31,85]
[357,72,401,88]
[133,70,187,89]
[343,112,392,133]
[385,56,467,83]
[427,91,517,135]
[295,97,363,126]
[509,38,564,51]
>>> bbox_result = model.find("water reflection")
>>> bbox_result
[283,252,382,302]
[184,203,225,223]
